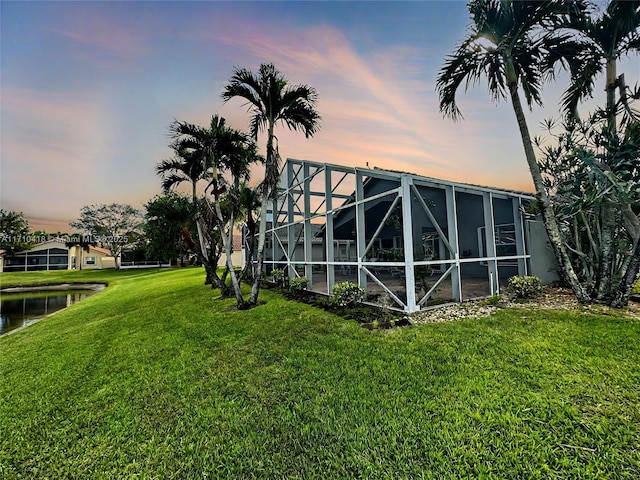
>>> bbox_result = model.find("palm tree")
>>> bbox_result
[159,115,248,292]
[169,115,257,307]
[157,137,207,203]
[436,0,590,303]
[222,63,321,306]
[157,124,218,284]
[547,0,640,302]
[551,0,640,126]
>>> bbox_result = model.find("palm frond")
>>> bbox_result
[436,36,495,120]
[156,158,185,176]
[603,0,640,56]
[561,53,602,120]
[222,66,267,139]
[160,172,190,194]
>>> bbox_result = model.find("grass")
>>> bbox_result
[1,268,639,479]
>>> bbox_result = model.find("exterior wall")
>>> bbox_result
[527,220,559,284]
[230,250,243,267]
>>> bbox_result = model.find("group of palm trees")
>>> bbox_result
[157,63,321,309]
[437,0,639,307]
[157,0,638,310]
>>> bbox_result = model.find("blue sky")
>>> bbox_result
[1,1,637,232]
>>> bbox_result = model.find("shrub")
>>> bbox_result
[271,269,285,287]
[289,276,308,294]
[331,281,365,307]
[507,276,542,299]
[484,294,502,306]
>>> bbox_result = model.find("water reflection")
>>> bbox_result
[0,290,96,336]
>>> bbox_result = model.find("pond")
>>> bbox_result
[0,284,105,336]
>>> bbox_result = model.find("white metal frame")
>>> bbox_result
[259,159,534,312]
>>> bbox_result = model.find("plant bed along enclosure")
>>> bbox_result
[264,281,411,329]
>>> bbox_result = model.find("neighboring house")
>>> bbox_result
[257,158,559,312]
[0,239,116,272]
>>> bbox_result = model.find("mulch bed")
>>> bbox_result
[411,286,640,325]
[271,283,640,328]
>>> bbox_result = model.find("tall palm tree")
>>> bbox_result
[547,0,640,302]
[551,0,640,126]
[172,115,257,307]
[222,63,321,306]
[436,0,590,303]
[159,115,249,294]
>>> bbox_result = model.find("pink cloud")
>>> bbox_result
[51,10,151,60]
[199,19,523,183]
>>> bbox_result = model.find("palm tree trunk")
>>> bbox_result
[249,196,269,305]
[507,78,590,303]
[606,58,617,130]
[249,124,275,306]
[214,200,246,308]
[595,59,620,302]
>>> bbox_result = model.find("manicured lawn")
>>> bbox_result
[1,268,639,479]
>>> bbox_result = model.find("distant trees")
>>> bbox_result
[144,193,196,266]
[70,204,143,269]
[0,210,32,254]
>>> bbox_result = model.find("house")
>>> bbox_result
[0,239,116,272]
[253,158,558,313]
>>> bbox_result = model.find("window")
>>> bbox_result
[85,256,96,265]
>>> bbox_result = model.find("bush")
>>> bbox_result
[331,281,365,307]
[484,294,502,306]
[289,276,308,294]
[271,269,285,287]
[507,276,542,299]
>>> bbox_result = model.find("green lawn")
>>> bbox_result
[1,268,639,479]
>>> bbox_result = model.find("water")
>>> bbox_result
[0,289,97,336]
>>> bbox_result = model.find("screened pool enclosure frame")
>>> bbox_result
[257,159,539,313]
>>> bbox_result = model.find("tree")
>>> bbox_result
[144,193,196,266]
[436,0,590,302]
[544,0,640,303]
[222,63,321,306]
[157,135,208,202]
[550,0,640,124]
[168,114,261,307]
[159,117,228,287]
[69,204,143,269]
[537,102,640,307]
[0,210,33,254]
[234,183,261,281]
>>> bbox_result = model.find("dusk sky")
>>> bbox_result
[2,1,638,232]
